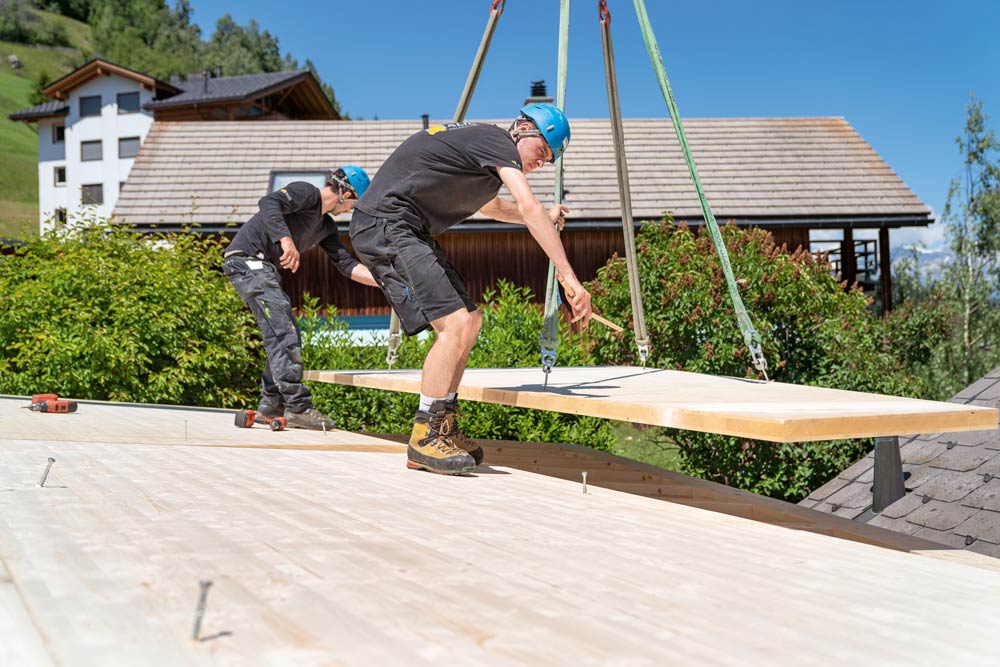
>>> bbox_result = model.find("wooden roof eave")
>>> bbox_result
[42,58,180,100]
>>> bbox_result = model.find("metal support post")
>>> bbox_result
[872,436,905,513]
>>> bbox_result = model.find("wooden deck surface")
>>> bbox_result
[2,396,1000,666]
[304,366,999,442]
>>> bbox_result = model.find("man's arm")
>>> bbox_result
[319,233,378,287]
[479,196,568,230]
[496,166,591,325]
[258,182,317,273]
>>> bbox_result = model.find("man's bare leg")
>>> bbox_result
[421,308,482,397]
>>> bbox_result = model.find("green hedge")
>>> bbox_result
[0,221,262,406]
[303,281,616,450]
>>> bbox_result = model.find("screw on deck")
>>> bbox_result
[191,580,213,641]
[38,458,56,487]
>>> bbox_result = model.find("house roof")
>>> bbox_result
[8,100,69,121]
[144,70,324,110]
[113,117,933,232]
[802,365,1000,558]
[41,58,180,100]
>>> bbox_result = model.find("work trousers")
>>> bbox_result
[222,255,311,411]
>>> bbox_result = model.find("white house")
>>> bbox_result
[10,60,176,232]
[10,58,338,233]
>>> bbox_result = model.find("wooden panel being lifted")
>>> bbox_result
[304,366,998,442]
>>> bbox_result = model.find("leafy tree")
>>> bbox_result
[201,14,283,76]
[0,218,262,407]
[887,94,1000,399]
[42,0,94,22]
[586,220,923,501]
[28,70,53,106]
[89,0,202,77]
[941,93,1000,388]
[0,0,32,43]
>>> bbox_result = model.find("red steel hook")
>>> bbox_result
[491,0,506,15]
[598,0,611,24]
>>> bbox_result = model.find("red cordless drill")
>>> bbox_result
[23,394,78,413]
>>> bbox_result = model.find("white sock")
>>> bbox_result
[419,393,446,411]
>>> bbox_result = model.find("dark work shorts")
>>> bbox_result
[350,209,477,336]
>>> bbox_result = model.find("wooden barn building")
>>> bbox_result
[112,117,933,316]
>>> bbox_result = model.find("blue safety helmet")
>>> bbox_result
[518,103,571,163]
[329,165,370,198]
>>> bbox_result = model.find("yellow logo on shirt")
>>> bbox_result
[427,125,447,135]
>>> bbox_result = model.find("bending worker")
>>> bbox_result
[224,166,377,430]
[350,104,592,474]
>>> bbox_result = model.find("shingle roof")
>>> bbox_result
[114,117,933,231]
[802,366,1000,557]
[8,100,69,121]
[144,70,311,108]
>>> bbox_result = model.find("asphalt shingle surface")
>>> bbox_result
[805,367,1000,557]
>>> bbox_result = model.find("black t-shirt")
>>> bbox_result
[355,123,522,234]
[226,181,358,277]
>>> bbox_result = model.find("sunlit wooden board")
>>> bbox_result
[1,395,405,454]
[3,399,1000,665]
[304,366,998,442]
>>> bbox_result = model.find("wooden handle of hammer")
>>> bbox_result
[556,276,625,333]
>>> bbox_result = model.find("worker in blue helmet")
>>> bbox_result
[223,165,378,431]
[350,103,591,475]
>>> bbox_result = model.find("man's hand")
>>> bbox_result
[350,263,378,288]
[557,273,592,327]
[549,204,569,231]
[278,236,300,273]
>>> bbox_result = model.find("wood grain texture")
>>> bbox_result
[303,366,999,442]
[2,397,1000,665]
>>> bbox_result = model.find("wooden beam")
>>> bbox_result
[880,226,893,312]
[303,366,998,442]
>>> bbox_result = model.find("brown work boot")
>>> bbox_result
[407,402,475,475]
[283,406,336,431]
[443,399,483,466]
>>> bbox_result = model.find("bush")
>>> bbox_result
[587,220,923,501]
[303,281,616,449]
[0,219,262,406]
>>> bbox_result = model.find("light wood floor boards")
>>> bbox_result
[2,398,1000,665]
[304,366,999,442]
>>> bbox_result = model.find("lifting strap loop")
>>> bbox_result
[631,0,768,378]
[600,3,650,364]
[540,0,572,379]
[386,0,505,369]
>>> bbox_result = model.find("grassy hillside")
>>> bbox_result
[0,9,91,239]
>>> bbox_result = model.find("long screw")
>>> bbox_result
[581,471,588,494]
[39,458,55,487]
[191,580,213,641]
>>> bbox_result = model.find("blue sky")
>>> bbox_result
[191,0,999,249]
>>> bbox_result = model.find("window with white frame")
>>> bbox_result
[269,171,328,192]
[81,140,102,162]
[52,124,65,143]
[54,166,66,186]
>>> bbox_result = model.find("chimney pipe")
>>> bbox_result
[421,114,429,130]
[524,80,553,106]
